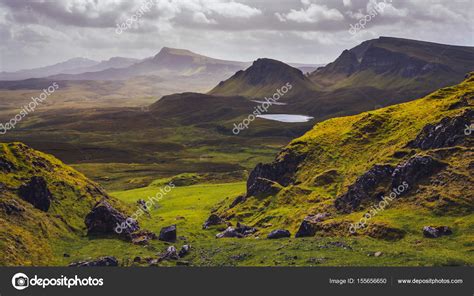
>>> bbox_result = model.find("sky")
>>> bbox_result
[0,0,473,71]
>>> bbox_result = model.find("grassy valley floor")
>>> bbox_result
[51,180,473,267]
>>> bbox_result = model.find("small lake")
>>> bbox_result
[256,114,314,123]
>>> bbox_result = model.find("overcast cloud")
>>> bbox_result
[0,0,473,71]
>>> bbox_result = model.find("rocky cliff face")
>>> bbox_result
[246,148,307,197]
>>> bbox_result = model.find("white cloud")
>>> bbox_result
[277,1,344,23]
[192,11,217,24]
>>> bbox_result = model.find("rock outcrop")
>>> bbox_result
[408,110,473,150]
[18,176,52,212]
[85,200,139,236]
[295,213,330,237]
[391,155,446,188]
[246,149,306,197]
[335,155,446,213]
[334,165,394,213]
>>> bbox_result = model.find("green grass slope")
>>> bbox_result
[0,142,129,265]
[212,73,474,263]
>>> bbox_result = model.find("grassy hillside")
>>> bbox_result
[211,73,473,260]
[0,142,130,265]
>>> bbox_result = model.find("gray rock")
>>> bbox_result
[85,200,139,236]
[391,155,446,188]
[267,229,291,239]
[159,225,177,242]
[246,150,306,197]
[295,213,330,237]
[423,226,452,238]
[159,246,179,261]
[408,110,472,150]
[179,245,191,257]
[334,165,394,213]
[216,227,243,238]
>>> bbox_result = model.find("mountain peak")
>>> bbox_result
[154,47,201,59]
[209,58,316,98]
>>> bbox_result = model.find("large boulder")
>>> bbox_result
[423,226,453,238]
[391,155,446,188]
[69,256,118,267]
[295,213,330,237]
[159,225,177,242]
[267,229,291,239]
[334,165,394,213]
[18,176,52,212]
[85,200,139,236]
[408,110,473,150]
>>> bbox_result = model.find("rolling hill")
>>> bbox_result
[213,72,473,248]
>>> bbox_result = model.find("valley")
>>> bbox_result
[0,37,473,267]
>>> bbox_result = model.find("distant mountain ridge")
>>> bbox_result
[0,57,140,81]
[310,36,474,91]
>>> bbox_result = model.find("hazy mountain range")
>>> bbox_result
[0,47,322,82]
